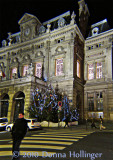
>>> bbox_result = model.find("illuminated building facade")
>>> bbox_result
[0,0,89,122]
[84,19,113,120]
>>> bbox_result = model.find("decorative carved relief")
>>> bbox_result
[39,26,46,34]
[52,46,66,58]
[20,86,24,91]
[18,13,35,24]
[11,58,19,65]
[2,40,7,47]
[35,51,43,58]
[0,62,5,73]
[55,46,65,54]
[58,18,65,28]
[22,47,32,53]
[22,54,31,63]
[0,62,4,68]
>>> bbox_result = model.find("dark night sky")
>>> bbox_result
[0,0,113,43]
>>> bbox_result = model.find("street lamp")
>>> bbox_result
[86,118,87,130]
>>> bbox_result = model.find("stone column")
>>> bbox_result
[0,91,2,117]
[84,62,88,81]
[80,91,84,120]
[94,61,96,79]
[6,52,10,80]
[106,46,112,80]
[45,40,50,81]
[0,101,1,117]
[24,87,31,119]
[102,60,105,80]
[84,91,88,119]
[94,92,96,111]
[66,40,73,77]
[7,86,14,123]
[7,97,13,123]
[103,90,108,120]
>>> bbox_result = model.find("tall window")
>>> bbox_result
[12,67,17,74]
[88,93,94,111]
[56,58,63,76]
[88,64,94,80]
[96,62,102,79]
[11,67,17,79]
[35,62,42,78]
[23,65,28,76]
[0,71,2,76]
[96,92,103,111]
[77,60,80,78]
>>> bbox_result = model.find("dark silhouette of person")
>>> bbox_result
[64,114,69,128]
[11,112,28,160]
[100,115,103,130]
[91,119,97,129]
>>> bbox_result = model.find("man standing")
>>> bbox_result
[11,112,28,160]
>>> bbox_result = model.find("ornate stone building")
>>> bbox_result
[0,0,89,122]
[84,19,113,121]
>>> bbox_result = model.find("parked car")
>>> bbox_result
[0,117,8,131]
[6,119,42,132]
[26,119,42,130]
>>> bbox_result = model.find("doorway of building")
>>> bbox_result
[0,93,9,117]
[13,92,25,121]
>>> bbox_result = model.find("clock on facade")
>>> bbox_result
[24,27,31,36]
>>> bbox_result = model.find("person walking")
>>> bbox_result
[91,119,97,129]
[100,115,106,130]
[100,116,103,130]
[64,114,69,128]
[11,112,28,160]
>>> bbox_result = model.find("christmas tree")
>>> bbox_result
[70,108,79,121]
[27,84,60,122]
[27,84,79,124]
[27,88,43,121]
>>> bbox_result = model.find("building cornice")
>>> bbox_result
[0,23,84,54]
[0,76,46,88]
[86,28,113,43]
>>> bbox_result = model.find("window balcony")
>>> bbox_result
[0,76,46,88]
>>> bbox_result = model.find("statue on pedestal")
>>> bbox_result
[28,63,33,76]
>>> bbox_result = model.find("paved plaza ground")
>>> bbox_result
[0,121,113,160]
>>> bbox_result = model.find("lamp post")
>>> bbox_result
[86,118,87,130]
[58,101,62,127]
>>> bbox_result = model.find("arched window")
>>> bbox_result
[0,94,9,117]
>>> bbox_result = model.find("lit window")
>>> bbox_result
[35,63,42,78]
[96,43,101,48]
[77,60,80,78]
[92,27,99,36]
[96,92,103,111]
[23,65,28,76]
[56,58,63,76]
[88,93,94,111]
[57,38,64,43]
[0,71,2,76]
[96,62,102,79]
[11,67,17,79]
[12,67,17,74]
[88,64,94,80]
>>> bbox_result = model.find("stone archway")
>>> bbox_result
[0,93,9,117]
[13,91,25,121]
